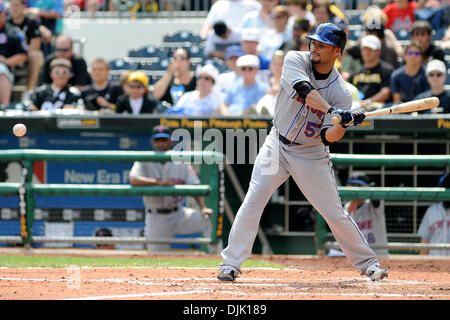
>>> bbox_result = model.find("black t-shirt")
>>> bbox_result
[348,61,394,101]
[40,53,92,86]
[31,84,81,110]
[115,93,158,114]
[7,15,41,45]
[159,75,197,106]
[0,23,27,69]
[415,89,450,114]
[81,82,124,110]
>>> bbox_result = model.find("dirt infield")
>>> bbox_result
[0,249,449,300]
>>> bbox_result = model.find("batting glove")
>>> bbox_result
[331,109,353,127]
[352,111,366,126]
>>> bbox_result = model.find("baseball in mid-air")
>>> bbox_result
[13,123,27,137]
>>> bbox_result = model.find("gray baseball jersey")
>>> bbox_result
[221,50,380,274]
[345,200,389,256]
[273,51,352,144]
[417,202,450,256]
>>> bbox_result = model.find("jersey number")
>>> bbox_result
[304,122,321,137]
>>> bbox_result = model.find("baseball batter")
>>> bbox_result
[217,23,388,282]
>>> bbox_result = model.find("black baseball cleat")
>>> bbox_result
[217,266,240,282]
[217,269,236,282]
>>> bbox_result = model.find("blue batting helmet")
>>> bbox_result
[306,23,347,53]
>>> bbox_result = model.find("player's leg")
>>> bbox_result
[286,151,380,273]
[221,132,290,271]
[145,212,175,253]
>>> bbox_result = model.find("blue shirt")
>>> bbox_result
[224,79,268,114]
[390,65,430,102]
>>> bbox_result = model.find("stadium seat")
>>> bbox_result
[431,27,446,41]
[139,58,170,71]
[109,58,140,71]
[348,29,362,41]
[128,45,169,60]
[349,14,362,25]
[394,29,410,41]
[163,30,202,44]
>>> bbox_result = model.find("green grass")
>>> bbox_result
[0,255,284,269]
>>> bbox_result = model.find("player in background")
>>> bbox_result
[217,23,388,282]
[418,172,450,256]
[345,172,389,257]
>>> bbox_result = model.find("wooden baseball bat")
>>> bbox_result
[331,97,440,126]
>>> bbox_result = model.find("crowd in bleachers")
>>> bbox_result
[0,0,449,115]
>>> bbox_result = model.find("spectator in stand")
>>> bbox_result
[166,64,224,116]
[418,172,450,256]
[25,0,64,56]
[115,71,158,114]
[29,58,81,111]
[348,35,394,110]
[362,5,404,58]
[410,20,446,65]
[39,35,91,90]
[414,59,449,114]
[81,58,123,113]
[0,1,28,107]
[200,0,261,40]
[258,5,292,60]
[279,17,310,52]
[390,42,430,103]
[217,54,268,115]
[215,45,244,94]
[240,28,270,70]
[239,0,278,33]
[285,0,315,31]
[311,0,348,28]
[7,0,43,94]
[254,50,284,116]
[383,0,417,32]
[204,21,241,60]
[152,47,196,107]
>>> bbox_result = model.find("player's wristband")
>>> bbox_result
[327,107,336,114]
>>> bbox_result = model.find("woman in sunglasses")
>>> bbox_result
[29,58,81,111]
[390,41,430,104]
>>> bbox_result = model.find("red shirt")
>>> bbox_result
[383,2,417,32]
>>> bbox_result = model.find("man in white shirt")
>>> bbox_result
[200,0,261,39]
[204,21,242,60]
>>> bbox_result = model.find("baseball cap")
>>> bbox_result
[196,64,219,83]
[50,58,72,70]
[241,28,260,42]
[346,172,370,186]
[128,71,149,93]
[438,172,449,188]
[236,54,260,68]
[426,59,446,75]
[361,35,381,50]
[225,45,244,60]
[151,125,172,140]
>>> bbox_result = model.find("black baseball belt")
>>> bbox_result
[279,134,301,145]
[148,207,178,214]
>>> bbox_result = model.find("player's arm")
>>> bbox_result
[129,175,173,186]
[419,239,430,255]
